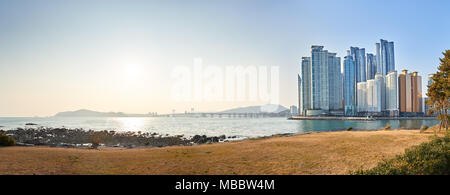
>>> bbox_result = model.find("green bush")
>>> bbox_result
[0,133,16,146]
[351,136,450,175]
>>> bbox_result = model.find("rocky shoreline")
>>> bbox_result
[1,127,235,149]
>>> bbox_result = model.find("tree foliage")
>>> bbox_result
[426,50,450,134]
[426,50,450,132]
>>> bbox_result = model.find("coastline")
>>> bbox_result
[0,127,440,175]
[289,116,438,121]
[1,127,234,149]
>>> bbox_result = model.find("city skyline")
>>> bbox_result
[1,0,449,117]
[299,37,427,117]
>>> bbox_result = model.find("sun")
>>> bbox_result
[122,64,143,82]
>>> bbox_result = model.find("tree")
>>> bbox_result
[426,50,450,135]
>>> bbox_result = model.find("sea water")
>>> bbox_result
[0,117,440,138]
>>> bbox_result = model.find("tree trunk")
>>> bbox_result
[445,108,448,133]
[439,114,442,134]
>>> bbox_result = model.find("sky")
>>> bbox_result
[0,0,449,117]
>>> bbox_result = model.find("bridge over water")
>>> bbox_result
[158,112,281,118]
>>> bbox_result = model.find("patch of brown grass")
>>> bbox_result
[0,129,435,175]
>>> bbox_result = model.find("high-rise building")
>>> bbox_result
[387,41,395,72]
[410,72,422,113]
[350,47,366,82]
[366,53,377,80]
[328,53,342,110]
[298,74,302,115]
[343,54,357,116]
[372,74,383,112]
[299,46,343,116]
[311,46,329,110]
[357,82,367,113]
[376,39,395,76]
[366,80,375,112]
[299,57,311,115]
[375,39,395,114]
[385,71,398,114]
[398,70,412,112]
[398,70,422,114]
[357,76,381,114]
[338,72,344,109]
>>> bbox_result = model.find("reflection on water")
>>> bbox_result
[115,117,146,131]
[0,117,440,138]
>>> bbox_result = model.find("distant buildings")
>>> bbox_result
[350,47,366,83]
[376,39,395,75]
[343,54,357,116]
[328,53,343,111]
[298,39,426,118]
[372,74,383,113]
[398,70,423,116]
[298,74,302,115]
[366,53,377,80]
[385,71,399,116]
[410,72,423,113]
[311,46,329,111]
[299,57,311,115]
[299,46,343,116]
[352,39,400,116]
[356,74,382,114]
[399,70,412,112]
[357,82,367,112]
[290,105,298,116]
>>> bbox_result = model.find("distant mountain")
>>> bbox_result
[219,104,288,114]
[54,109,150,117]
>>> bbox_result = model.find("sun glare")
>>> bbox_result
[116,117,146,131]
[123,64,142,81]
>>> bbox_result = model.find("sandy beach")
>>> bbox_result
[0,128,441,175]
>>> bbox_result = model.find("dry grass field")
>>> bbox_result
[0,129,439,175]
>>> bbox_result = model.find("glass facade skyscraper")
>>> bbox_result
[299,46,343,115]
[298,74,302,115]
[343,55,357,116]
[328,53,342,110]
[299,57,311,115]
[311,46,329,110]
[376,39,395,76]
[299,39,398,117]
[366,53,377,80]
[350,47,366,83]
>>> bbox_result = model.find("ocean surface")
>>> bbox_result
[0,117,439,138]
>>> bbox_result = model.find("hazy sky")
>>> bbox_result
[1,0,449,117]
